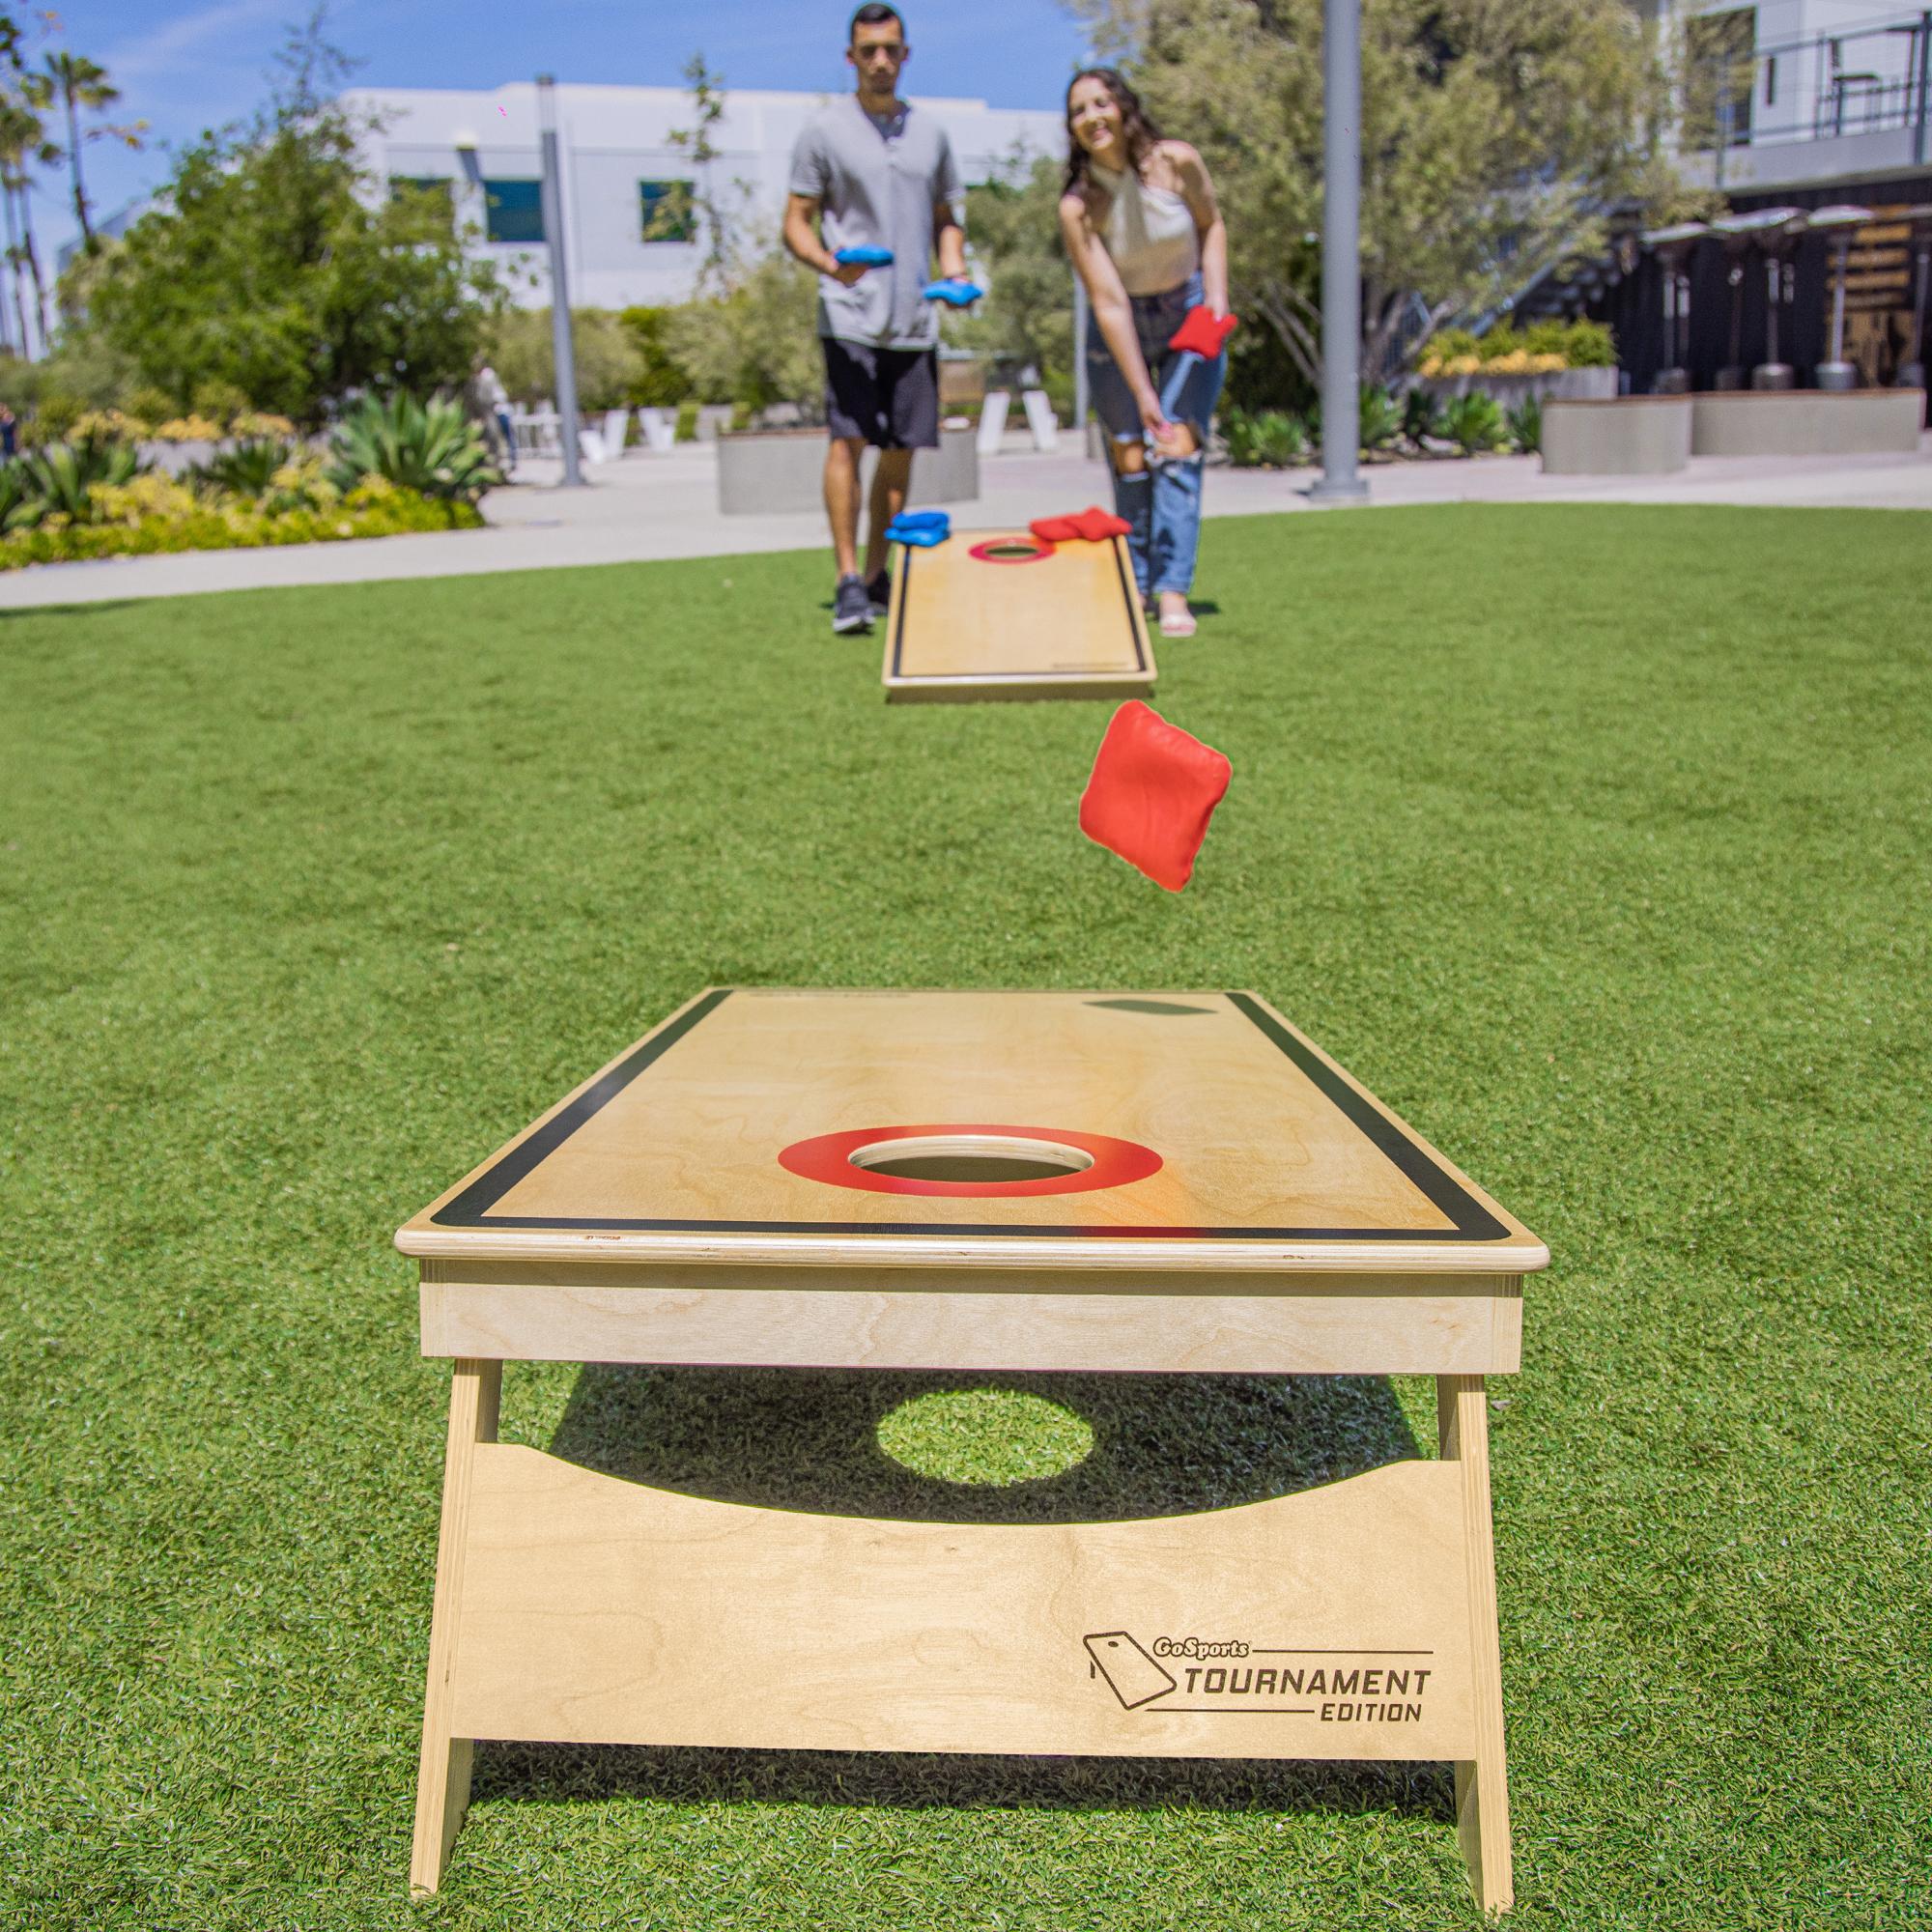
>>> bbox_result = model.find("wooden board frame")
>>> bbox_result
[402,990,1542,1912]
[880,530,1157,703]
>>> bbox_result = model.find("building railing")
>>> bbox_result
[1685,9,1932,165]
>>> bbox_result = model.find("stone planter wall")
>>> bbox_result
[1418,366,1618,406]
[1690,389,1923,457]
[717,424,980,515]
[1541,397,1691,475]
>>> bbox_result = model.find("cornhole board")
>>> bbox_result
[882,528,1155,702]
[398,988,1548,1911]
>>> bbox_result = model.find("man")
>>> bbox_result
[783,5,968,634]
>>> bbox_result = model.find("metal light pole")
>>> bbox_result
[537,74,583,487]
[1310,0,1368,502]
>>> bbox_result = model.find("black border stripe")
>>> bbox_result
[432,992,1513,1244]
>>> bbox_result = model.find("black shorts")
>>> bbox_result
[822,338,940,449]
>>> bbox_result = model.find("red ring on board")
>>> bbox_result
[968,536,1055,564]
[778,1123,1163,1197]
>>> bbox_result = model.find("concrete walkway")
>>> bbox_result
[2,433,1928,609]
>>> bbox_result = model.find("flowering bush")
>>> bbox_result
[1416,319,1613,378]
[152,415,227,442]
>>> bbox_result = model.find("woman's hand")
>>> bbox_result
[1137,390,1174,440]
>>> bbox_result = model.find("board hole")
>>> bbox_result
[848,1133,1095,1184]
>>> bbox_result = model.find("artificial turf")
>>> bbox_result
[1,503,1926,1930]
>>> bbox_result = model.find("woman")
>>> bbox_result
[1060,68,1230,639]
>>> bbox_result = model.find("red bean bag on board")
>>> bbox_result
[1029,505,1132,545]
[1078,700,1233,893]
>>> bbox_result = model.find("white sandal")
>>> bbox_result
[1158,608,1197,639]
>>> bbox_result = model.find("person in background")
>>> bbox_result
[0,404,15,461]
[1060,67,1230,639]
[472,358,514,470]
[783,3,968,635]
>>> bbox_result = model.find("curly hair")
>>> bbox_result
[1063,67,1164,198]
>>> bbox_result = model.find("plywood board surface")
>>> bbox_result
[450,1446,1478,1762]
[398,989,1547,1272]
[883,531,1155,699]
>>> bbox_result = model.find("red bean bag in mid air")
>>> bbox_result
[1078,700,1233,893]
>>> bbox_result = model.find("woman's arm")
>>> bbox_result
[1168,142,1230,318]
[1058,190,1171,437]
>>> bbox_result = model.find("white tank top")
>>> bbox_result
[1089,157,1199,296]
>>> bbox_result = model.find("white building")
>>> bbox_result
[348,82,1067,312]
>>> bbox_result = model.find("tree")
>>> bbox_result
[486,307,645,412]
[1072,0,1693,384]
[77,22,504,424]
[663,54,751,293]
[0,90,54,354]
[664,232,821,413]
[951,148,1077,411]
[27,50,144,250]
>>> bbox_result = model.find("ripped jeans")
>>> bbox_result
[1085,271,1226,598]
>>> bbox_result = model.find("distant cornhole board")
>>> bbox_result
[882,528,1156,703]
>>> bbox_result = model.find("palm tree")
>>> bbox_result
[30,51,120,248]
[0,93,51,354]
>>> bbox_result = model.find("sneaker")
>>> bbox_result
[865,569,892,618]
[832,574,873,634]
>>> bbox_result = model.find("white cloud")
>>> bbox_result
[105,0,295,83]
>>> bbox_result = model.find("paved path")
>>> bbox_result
[3,433,1927,609]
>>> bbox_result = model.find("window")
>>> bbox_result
[639,179,696,244]
[387,176,455,229]
[483,178,545,243]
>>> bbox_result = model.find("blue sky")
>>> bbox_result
[31,1,1092,259]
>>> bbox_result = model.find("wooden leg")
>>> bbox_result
[410,1357,501,1897]
[1438,1373,1513,1917]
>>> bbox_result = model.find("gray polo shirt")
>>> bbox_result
[787,96,963,351]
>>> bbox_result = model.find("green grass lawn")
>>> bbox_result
[2,504,1927,1930]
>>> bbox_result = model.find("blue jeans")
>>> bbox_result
[1086,271,1226,597]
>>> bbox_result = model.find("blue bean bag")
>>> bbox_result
[922,278,983,307]
[835,244,895,267]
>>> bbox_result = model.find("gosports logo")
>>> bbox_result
[1082,1632,1434,1723]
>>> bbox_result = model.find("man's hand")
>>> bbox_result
[827,256,869,287]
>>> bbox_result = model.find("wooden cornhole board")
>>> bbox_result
[398,988,1548,1911]
[881,529,1156,701]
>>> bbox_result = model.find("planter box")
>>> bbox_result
[716,425,980,516]
[1541,397,1691,475]
[1690,389,1923,458]
[1420,367,1617,406]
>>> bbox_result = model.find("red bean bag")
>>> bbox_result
[1078,700,1232,893]
[1029,505,1132,545]
[1168,305,1238,357]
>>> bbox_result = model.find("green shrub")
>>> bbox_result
[326,392,501,503]
[1430,327,1482,365]
[674,401,699,442]
[0,489,482,570]
[1403,386,1447,449]
[190,379,252,428]
[1506,395,1543,455]
[127,384,180,428]
[186,438,299,500]
[1559,319,1615,367]
[1358,384,1401,453]
[13,435,147,526]
[618,305,694,409]
[1222,403,1309,469]
[1444,391,1508,456]
[0,459,39,533]
[33,391,86,444]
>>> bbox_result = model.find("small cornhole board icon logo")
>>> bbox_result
[1084,1631,1177,1709]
